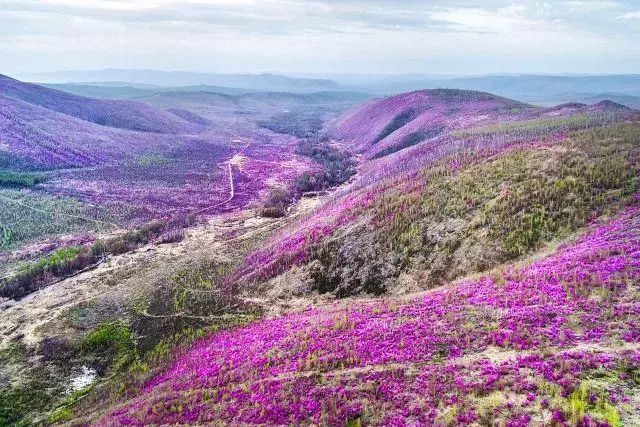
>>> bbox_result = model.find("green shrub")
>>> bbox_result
[0,246,92,299]
[0,368,56,426]
[81,322,137,371]
[560,382,622,426]
[0,170,45,188]
[260,188,291,218]
[33,246,83,271]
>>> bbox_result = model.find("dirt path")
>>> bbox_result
[194,125,252,215]
[0,196,322,348]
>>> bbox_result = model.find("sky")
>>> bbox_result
[1,0,639,77]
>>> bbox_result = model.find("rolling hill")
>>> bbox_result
[0,74,197,134]
[60,88,640,426]
[331,89,534,158]
[1,85,639,426]
[235,89,639,296]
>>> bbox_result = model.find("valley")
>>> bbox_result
[3,0,640,424]
[0,75,639,426]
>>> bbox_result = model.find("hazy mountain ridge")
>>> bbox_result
[22,69,339,93]
[37,83,258,99]
[27,71,640,112]
[344,73,640,95]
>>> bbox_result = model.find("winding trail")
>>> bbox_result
[193,125,252,215]
[0,119,253,224]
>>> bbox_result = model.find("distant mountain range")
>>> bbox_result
[341,73,640,94]
[20,69,339,93]
[338,74,640,108]
[37,83,254,99]
[14,69,640,108]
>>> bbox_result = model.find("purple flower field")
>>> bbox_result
[2,76,638,426]
[236,103,638,286]
[3,4,640,426]
[101,205,640,425]
[0,75,321,253]
[44,130,313,220]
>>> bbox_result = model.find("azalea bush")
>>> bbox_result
[237,117,639,291]
[101,206,640,425]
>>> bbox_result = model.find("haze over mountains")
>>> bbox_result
[21,69,340,93]
[19,69,640,110]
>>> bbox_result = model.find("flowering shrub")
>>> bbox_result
[101,206,640,425]
[237,120,639,290]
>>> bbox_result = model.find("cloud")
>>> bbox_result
[0,0,461,34]
[0,0,637,35]
[0,0,638,75]
[618,10,640,19]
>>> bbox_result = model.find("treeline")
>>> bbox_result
[373,108,418,144]
[0,170,45,187]
[258,112,357,217]
[259,111,323,139]
[372,126,445,159]
[294,135,356,192]
[0,217,192,300]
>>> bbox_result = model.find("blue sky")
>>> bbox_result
[1,0,639,75]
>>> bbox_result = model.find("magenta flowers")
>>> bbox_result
[102,206,640,426]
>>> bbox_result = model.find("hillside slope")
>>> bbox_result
[332,89,534,158]
[98,205,640,426]
[236,90,639,299]
[0,74,196,134]
[0,94,182,170]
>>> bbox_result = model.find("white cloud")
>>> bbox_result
[565,1,622,12]
[618,10,640,20]
[0,0,638,75]
[429,5,557,34]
